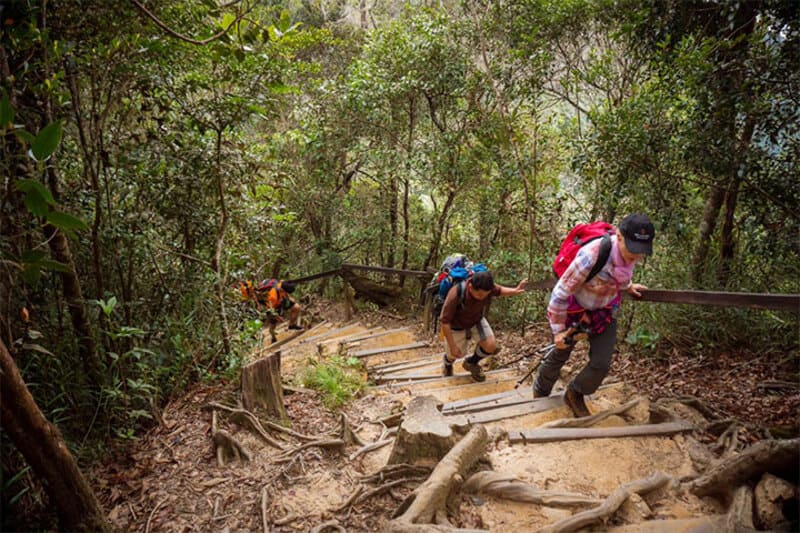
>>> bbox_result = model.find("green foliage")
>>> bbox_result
[300,355,366,409]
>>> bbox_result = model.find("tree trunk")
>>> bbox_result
[691,184,725,286]
[44,224,105,389]
[717,114,755,287]
[0,338,111,532]
[212,129,232,356]
[422,189,457,271]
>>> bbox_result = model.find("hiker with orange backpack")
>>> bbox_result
[533,214,654,417]
[240,279,303,343]
[440,270,528,381]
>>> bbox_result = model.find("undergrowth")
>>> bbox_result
[299,355,366,408]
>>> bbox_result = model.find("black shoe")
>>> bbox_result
[564,387,591,418]
[462,360,486,382]
[288,324,303,330]
[533,388,549,399]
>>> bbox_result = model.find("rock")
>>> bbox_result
[754,472,796,530]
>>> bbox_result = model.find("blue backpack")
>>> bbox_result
[430,257,488,333]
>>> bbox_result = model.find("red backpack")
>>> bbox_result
[553,222,614,281]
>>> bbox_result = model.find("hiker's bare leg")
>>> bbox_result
[268,320,278,343]
[289,303,301,326]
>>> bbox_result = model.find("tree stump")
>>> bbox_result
[241,351,288,421]
[387,396,469,466]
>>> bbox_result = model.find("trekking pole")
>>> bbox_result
[514,324,589,389]
[500,343,554,370]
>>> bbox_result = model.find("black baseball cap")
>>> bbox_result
[619,214,655,255]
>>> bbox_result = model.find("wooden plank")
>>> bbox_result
[627,289,799,312]
[524,280,799,312]
[441,383,618,415]
[369,353,441,372]
[508,421,694,444]
[299,322,361,344]
[374,368,516,391]
[452,398,560,425]
[372,357,440,376]
[352,341,429,358]
[343,327,411,344]
[341,263,433,279]
[286,268,342,284]
[375,368,453,383]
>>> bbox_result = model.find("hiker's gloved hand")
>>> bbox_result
[627,283,647,298]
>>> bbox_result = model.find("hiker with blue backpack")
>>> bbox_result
[439,268,528,381]
[533,213,654,417]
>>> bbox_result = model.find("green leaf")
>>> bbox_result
[39,259,70,272]
[0,92,13,129]
[278,10,291,33]
[23,188,50,218]
[20,265,41,287]
[220,13,236,30]
[15,179,55,204]
[20,250,47,263]
[46,210,88,231]
[31,120,62,161]
[14,129,35,143]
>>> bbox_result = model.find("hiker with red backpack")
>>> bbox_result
[440,270,528,381]
[533,213,654,417]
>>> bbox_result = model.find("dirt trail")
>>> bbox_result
[94,302,799,532]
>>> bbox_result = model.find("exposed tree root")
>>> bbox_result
[208,403,286,450]
[388,425,489,531]
[462,471,602,508]
[349,437,394,460]
[309,519,346,533]
[210,410,251,466]
[360,464,432,484]
[212,429,252,466]
[725,485,756,532]
[206,401,317,442]
[537,472,671,533]
[687,438,800,498]
[340,412,365,446]
[541,399,641,429]
[274,438,345,463]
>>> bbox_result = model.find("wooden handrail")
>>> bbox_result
[285,264,800,312]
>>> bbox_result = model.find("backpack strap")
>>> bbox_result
[586,234,612,283]
[456,280,467,309]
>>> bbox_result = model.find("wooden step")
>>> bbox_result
[375,368,517,392]
[508,420,694,444]
[351,341,429,358]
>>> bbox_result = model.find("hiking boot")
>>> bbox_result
[288,324,303,331]
[533,388,549,399]
[462,360,486,382]
[564,387,591,418]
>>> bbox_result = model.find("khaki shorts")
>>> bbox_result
[444,317,493,361]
